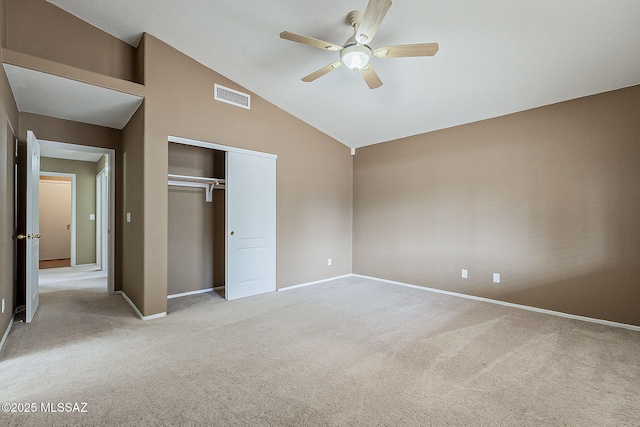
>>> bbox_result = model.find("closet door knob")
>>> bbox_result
[230,231,235,236]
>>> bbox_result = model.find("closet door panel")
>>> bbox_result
[226,151,276,300]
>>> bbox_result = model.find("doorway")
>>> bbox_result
[38,173,75,269]
[20,132,117,323]
[37,139,115,294]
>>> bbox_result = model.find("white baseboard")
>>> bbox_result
[168,287,215,299]
[0,313,16,353]
[278,274,353,292]
[352,274,640,332]
[116,291,166,321]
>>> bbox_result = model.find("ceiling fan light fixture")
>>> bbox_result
[340,44,372,70]
[280,0,439,89]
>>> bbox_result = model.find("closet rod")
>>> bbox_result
[168,173,225,202]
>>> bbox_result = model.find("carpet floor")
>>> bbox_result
[1,272,639,426]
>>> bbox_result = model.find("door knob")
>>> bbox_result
[17,234,27,240]
[34,234,42,239]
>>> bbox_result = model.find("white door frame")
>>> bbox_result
[168,136,277,160]
[39,172,77,266]
[168,135,277,299]
[96,167,108,271]
[38,139,116,295]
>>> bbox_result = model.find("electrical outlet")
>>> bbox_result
[461,269,468,279]
[493,273,501,283]
[1,298,5,314]
[328,258,332,266]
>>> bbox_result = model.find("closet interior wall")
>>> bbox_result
[167,143,225,296]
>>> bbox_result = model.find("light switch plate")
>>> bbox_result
[127,212,131,223]
[90,213,96,221]
[461,269,468,279]
[493,273,501,283]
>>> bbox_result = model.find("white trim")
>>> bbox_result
[167,287,215,299]
[95,166,109,273]
[116,291,167,321]
[74,263,98,269]
[0,313,16,353]
[353,274,640,332]
[39,171,76,266]
[278,274,353,292]
[168,135,277,160]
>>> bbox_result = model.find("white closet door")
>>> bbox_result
[226,151,276,300]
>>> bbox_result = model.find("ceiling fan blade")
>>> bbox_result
[302,62,343,82]
[374,43,439,58]
[356,0,392,44]
[359,64,383,89]
[280,31,342,51]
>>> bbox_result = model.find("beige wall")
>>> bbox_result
[96,155,107,174]
[121,103,145,305]
[19,113,123,151]
[213,152,226,288]
[354,85,640,326]
[138,33,353,315]
[6,0,137,82]
[0,0,19,339]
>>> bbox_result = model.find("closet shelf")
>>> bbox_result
[168,173,225,202]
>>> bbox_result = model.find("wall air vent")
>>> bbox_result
[214,84,251,110]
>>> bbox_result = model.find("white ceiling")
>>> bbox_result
[3,64,143,130]
[47,0,640,148]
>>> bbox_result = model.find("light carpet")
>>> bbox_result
[1,273,639,426]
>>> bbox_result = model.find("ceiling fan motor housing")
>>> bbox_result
[340,43,373,70]
[346,10,364,28]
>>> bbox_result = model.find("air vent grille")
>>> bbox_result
[214,84,250,110]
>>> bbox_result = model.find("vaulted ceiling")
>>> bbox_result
[47,0,640,148]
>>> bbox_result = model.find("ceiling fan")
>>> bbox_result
[280,0,439,89]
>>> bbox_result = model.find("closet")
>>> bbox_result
[167,136,277,302]
[167,143,226,298]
